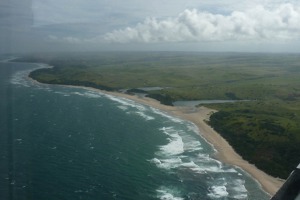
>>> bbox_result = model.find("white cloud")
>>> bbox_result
[3,0,300,53]
[104,3,300,43]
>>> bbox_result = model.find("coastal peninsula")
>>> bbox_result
[19,51,300,195]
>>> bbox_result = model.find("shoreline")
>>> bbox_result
[85,88,284,196]
[27,73,283,196]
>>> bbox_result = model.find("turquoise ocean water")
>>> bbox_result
[0,59,270,199]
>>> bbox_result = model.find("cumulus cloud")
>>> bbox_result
[104,3,300,43]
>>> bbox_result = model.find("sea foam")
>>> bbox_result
[150,107,183,123]
[150,157,182,170]
[207,185,229,198]
[83,91,102,98]
[150,117,249,199]
[104,94,156,121]
[156,187,184,200]
[135,111,155,121]
[11,70,34,87]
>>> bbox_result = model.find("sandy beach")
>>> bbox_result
[29,73,284,196]
[96,89,284,196]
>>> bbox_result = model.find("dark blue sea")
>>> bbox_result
[0,58,270,199]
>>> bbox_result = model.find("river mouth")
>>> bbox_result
[173,100,250,107]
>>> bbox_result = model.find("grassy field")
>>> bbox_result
[18,51,300,178]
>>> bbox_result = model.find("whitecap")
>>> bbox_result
[15,139,23,144]
[159,127,174,136]
[149,106,250,199]
[186,123,200,133]
[156,187,184,200]
[83,91,102,98]
[150,158,161,165]
[117,105,128,111]
[135,111,155,121]
[106,95,146,111]
[207,185,229,198]
[184,140,203,152]
[194,155,240,173]
[53,91,71,97]
[150,108,183,123]
[232,193,248,199]
[159,134,184,156]
[228,180,248,199]
[231,179,247,193]
[151,157,182,170]
[194,161,229,174]
[73,92,85,96]
[159,126,185,137]
[180,161,206,174]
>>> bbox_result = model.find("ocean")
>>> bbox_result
[0,59,270,199]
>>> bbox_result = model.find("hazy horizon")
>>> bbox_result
[1,0,300,54]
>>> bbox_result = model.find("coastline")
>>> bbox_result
[27,73,283,196]
[88,88,284,196]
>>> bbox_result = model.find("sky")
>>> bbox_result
[1,0,300,54]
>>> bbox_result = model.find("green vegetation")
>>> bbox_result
[17,51,300,178]
[207,100,300,178]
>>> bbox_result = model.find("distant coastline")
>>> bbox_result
[27,70,283,196]
[19,52,299,196]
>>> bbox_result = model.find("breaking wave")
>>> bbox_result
[150,124,249,199]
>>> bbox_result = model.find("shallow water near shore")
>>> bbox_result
[0,61,270,199]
